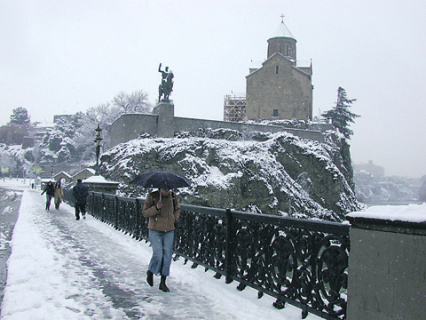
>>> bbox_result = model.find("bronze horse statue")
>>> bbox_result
[158,63,174,102]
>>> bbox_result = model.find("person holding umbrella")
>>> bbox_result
[142,188,180,292]
[132,171,191,292]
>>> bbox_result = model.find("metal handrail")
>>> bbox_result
[63,189,349,319]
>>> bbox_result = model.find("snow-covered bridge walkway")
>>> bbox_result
[1,185,320,320]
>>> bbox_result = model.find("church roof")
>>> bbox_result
[270,20,295,40]
[246,53,311,79]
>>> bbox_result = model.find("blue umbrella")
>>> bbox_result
[130,171,192,190]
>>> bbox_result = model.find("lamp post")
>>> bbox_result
[94,124,103,175]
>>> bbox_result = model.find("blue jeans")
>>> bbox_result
[148,229,175,277]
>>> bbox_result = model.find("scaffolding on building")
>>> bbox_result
[223,94,246,122]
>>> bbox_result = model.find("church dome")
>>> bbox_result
[270,20,295,40]
[267,18,297,61]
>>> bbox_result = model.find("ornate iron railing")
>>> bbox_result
[63,189,349,319]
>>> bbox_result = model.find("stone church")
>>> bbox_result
[224,19,313,121]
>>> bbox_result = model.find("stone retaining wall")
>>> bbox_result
[346,216,426,320]
[110,102,327,147]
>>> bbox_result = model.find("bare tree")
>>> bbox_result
[86,103,115,124]
[113,90,151,116]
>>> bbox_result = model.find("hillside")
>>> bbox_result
[354,173,424,204]
[99,128,361,222]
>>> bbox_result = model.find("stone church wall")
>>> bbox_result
[246,54,312,121]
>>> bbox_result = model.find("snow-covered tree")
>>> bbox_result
[32,143,41,166]
[419,179,426,201]
[113,90,151,115]
[24,89,152,169]
[71,110,105,162]
[9,107,31,126]
[0,153,17,177]
[38,115,83,164]
[322,87,360,139]
[1,167,9,180]
[87,103,116,125]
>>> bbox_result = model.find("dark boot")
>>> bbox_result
[159,275,170,292]
[146,270,153,287]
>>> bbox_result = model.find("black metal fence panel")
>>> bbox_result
[63,189,349,319]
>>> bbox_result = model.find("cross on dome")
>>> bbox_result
[271,14,295,39]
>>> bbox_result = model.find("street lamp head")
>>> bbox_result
[94,136,103,145]
[94,124,103,146]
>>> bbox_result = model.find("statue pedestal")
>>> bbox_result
[156,101,175,138]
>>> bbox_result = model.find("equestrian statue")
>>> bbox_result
[158,63,174,102]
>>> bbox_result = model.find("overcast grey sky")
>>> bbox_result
[1,0,425,178]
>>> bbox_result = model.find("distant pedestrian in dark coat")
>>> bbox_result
[54,180,63,210]
[72,179,89,220]
[41,181,55,211]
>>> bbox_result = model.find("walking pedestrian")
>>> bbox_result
[54,180,64,210]
[142,188,180,292]
[72,179,89,220]
[41,181,55,211]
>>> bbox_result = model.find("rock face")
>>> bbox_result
[100,128,361,222]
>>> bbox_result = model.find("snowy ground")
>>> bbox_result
[0,186,22,310]
[0,179,321,320]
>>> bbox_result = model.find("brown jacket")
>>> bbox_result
[142,190,180,232]
[54,186,63,205]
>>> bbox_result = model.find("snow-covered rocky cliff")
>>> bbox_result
[100,128,361,222]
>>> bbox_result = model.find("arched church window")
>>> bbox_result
[275,66,279,74]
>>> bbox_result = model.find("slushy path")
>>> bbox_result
[0,183,320,320]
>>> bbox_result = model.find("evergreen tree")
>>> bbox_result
[322,87,360,139]
[10,107,31,126]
